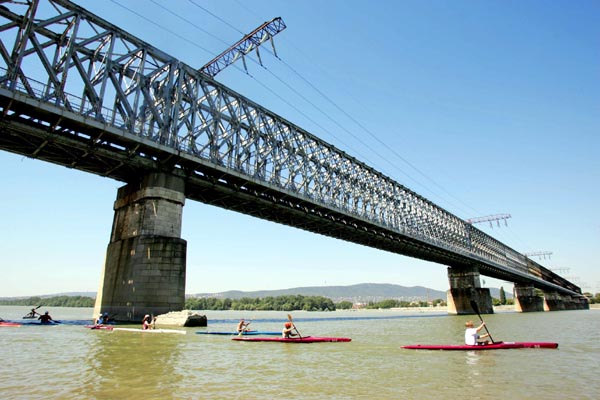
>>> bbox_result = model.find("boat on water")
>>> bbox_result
[0,321,22,327]
[18,321,61,326]
[85,324,186,334]
[111,327,186,335]
[232,336,351,343]
[196,330,281,336]
[85,324,114,330]
[401,341,558,351]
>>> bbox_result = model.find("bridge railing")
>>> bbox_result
[0,68,123,127]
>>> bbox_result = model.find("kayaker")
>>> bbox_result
[96,312,110,325]
[25,308,40,318]
[236,319,251,333]
[282,322,298,338]
[38,311,54,324]
[464,320,490,345]
[142,314,154,330]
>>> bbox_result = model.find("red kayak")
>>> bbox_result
[401,341,558,350]
[232,336,351,343]
[85,324,114,330]
[0,321,22,327]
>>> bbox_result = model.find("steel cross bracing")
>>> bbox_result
[0,0,581,296]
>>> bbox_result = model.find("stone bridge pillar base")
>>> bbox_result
[94,172,187,323]
[543,291,565,311]
[544,292,590,311]
[446,266,493,315]
[514,284,544,312]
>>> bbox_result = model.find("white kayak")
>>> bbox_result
[112,327,186,335]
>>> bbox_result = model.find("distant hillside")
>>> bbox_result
[191,283,449,303]
[0,292,96,300]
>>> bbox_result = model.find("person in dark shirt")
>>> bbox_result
[38,311,54,324]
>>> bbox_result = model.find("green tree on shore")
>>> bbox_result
[499,286,506,305]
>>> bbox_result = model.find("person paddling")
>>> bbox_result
[464,320,490,345]
[38,311,54,324]
[282,322,298,339]
[25,307,40,318]
[142,314,155,330]
[96,312,110,325]
[236,319,251,333]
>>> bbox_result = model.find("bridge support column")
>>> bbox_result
[543,292,590,311]
[94,172,187,322]
[543,291,564,311]
[513,284,543,312]
[446,266,493,315]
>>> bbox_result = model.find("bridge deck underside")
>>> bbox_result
[0,92,574,291]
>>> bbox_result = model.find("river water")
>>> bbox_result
[0,306,598,399]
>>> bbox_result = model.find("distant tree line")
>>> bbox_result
[185,295,337,311]
[0,296,95,308]
[183,296,450,311]
[4,291,597,310]
[363,298,447,309]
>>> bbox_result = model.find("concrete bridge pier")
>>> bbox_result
[543,291,590,311]
[543,291,566,311]
[446,266,493,315]
[94,172,187,322]
[513,283,544,312]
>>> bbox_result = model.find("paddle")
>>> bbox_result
[287,314,302,339]
[470,300,495,344]
[24,305,41,318]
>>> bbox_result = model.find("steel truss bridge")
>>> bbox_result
[0,0,581,297]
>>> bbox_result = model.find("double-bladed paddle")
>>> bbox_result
[470,300,495,344]
[23,305,41,318]
[287,314,302,338]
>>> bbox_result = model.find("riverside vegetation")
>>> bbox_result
[0,294,446,311]
[3,290,599,311]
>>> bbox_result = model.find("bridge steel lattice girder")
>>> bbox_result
[0,0,584,300]
[0,87,582,297]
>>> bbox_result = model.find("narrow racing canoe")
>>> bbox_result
[196,331,281,336]
[112,327,187,335]
[232,336,351,343]
[85,324,114,330]
[0,321,22,327]
[401,341,558,350]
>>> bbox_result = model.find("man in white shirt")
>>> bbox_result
[464,320,490,345]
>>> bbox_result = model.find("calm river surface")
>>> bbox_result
[0,306,598,399]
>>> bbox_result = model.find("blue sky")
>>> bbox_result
[1,0,598,297]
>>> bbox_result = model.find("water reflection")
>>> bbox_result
[72,329,185,398]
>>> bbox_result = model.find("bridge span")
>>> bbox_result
[0,0,587,320]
